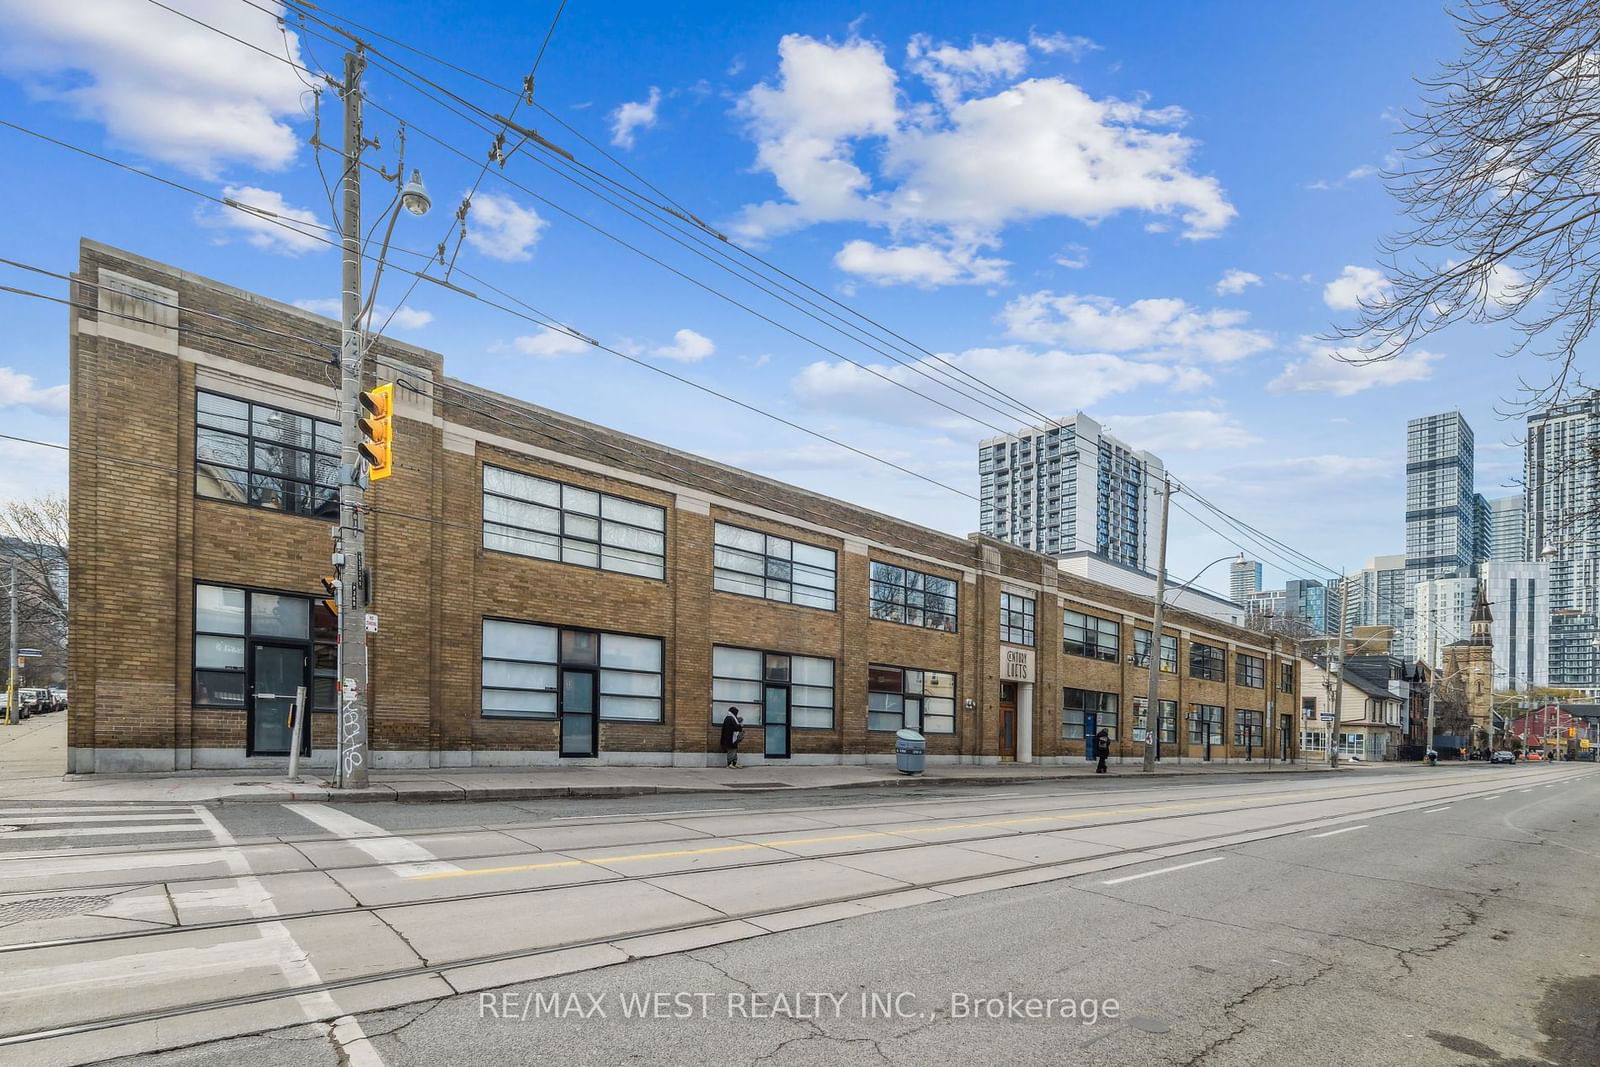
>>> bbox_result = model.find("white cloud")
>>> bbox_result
[1054,243,1089,269]
[1267,338,1441,397]
[1000,291,1272,362]
[0,367,68,414]
[609,86,662,150]
[1101,410,1261,452]
[834,238,1008,287]
[791,345,1198,429]
[1306,164,1379,191]
[293,298,432,330]
[1322,265,1389,310]
[197,186,324,256]
[653,328,716,363]
[1027,32,1100,60]
[1214,269,1261,296]
[0,0,307,179]
[731,34,1234,264]
[502,327,590,358]
[465,193,546,262]
[905,34,1028,109]
[0,435,68,503]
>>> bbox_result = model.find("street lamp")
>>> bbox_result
[400,168,431,216]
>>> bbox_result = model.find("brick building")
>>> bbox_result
[67,240,1300,773]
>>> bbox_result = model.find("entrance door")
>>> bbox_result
[999,682,1018,761]
[763,685,790,759]
[249,643,309,757]
[1084,712,1098,761]
[560,670,598,758]
[1279,714,1292,760]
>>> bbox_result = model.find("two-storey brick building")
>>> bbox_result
[67,240,1300,773]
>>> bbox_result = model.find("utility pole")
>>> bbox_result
[1329,572,1349,768]
[336,48,371,789]
[1143,475,1173,773]
[5,562,16,727]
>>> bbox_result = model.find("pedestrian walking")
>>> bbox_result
[720,706,744,768]
[1095,726,1110,774]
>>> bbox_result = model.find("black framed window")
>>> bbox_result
[1234,709,1264,748]
[1189,704,1224,744]
[1132,697,1178,743]
[1064,609,1119,661]
[196,390,339,519]
[1062,688,1118,739]
[1237,653,1265,689]
[481,618,663,721]
[1132,628,1178,672]
[1280,661,1297,694]
[1189,641,1226,681]
[712,646,835,728]
[868,664,956,733]
[712,523,836,610]
[868,562,959,632]
[483,465,666,580]
[192,582,332,709]
[1000,592,1035,646]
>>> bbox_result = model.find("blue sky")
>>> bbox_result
[0,0,1536,596]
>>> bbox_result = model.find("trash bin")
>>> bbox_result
[895,728,926,775]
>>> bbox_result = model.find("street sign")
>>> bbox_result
[364,613,379,633]
[1320,713,1334,721]
[17,648,42,658]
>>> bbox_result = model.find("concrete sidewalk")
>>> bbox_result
[1,715,1373,805]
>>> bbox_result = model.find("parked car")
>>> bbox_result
[1489,750,1516,764]
[49,688,68,712]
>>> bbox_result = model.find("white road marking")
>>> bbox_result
[1480,794,1502,800]
[188,806,388,1066]
[1101,856,1225,885]
[284,803,458,877]
[0,812,206,826]
[1308,825,1369,838]
[1424,807,1452,813]
[0,823,209,840]
[0,806,196,817]
[1517,788,1535,793]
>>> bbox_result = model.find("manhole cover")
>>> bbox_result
[721,781,791,789]
[0,825,19,833]
[0,895,111,922]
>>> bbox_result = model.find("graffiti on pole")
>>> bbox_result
[340,678,365,781]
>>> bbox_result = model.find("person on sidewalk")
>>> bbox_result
[720,706,744,768]
[1095,727,1110,774]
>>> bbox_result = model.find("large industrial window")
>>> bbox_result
[483,465,666,580]
[712,523,837,610]
[1062,688,1118,739]
[1189,704,1225,744]
[1000,592,1036,646]
[1280,661,1297,694]
[868,563,959,632]
[1064,610,1120,661]
[1132,697,1178,743]
[1236,653,1265,689]
[1189,641,1226,682]
[195,390,339,519]
[1133,628,1178,672]
[712,646,835,728]
[1234,709,1264,748]
[192,582,335,710]
[480,618,663,722]
[868,664,956,733]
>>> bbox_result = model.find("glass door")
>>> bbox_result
[560,670,598,758]
[249,643,309,756]
[763,685,790,759]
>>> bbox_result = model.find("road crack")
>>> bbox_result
[1184,959,1337,1066]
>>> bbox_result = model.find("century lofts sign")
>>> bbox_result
[1001,645,1035,683]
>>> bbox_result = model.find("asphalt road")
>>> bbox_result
[0,765,1593,1066]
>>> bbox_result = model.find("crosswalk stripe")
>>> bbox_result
[0,807,197,817]
[284,803,458,877]
[0,823,209,841]
[0,813,206,826]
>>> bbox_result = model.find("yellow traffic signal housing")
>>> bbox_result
[357,383,395,481]
[320,575,339,616]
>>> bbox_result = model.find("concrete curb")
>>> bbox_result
[194,764,1345,805]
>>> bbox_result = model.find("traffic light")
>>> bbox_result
[358,383,395,481]
[320,575,339,616]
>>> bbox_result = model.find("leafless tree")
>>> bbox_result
[1,495,68,684]
[1331,0,1600,411]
